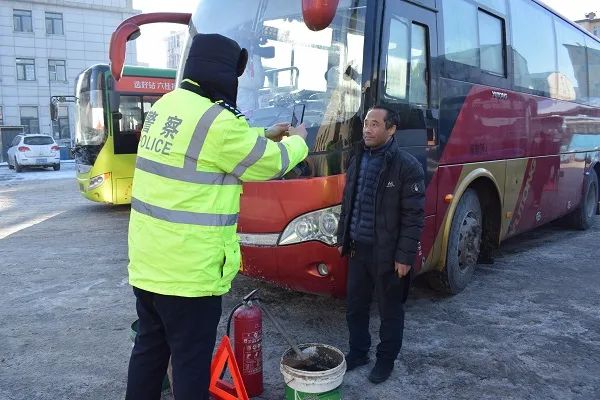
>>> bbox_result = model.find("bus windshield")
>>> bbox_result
[183,0,367,176]
[75,69,107,147]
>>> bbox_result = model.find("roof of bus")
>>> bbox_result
[81,64,176,78]
[122,65,176,78]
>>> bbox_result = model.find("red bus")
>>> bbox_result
[110,0,600,297]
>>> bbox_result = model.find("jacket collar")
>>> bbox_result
[354,135,398,158]
[180,79,244,118]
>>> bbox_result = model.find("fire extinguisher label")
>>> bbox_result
[242,329,262,374]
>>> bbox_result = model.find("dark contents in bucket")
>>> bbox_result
[282,344,343,372]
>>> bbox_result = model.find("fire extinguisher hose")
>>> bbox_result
[221,302,244,380]
[226,302,244,338]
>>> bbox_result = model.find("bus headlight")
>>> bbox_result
[278,205,341,246]
[88,173,110,190]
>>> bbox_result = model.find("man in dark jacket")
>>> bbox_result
[337,105,425,383]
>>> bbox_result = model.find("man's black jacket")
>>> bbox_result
[337,138,426,273]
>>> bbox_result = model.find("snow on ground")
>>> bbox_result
[0,162,76,185]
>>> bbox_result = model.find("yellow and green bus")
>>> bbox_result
[74,64,175,204]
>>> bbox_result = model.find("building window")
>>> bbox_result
[0,106,4,125]
[16,58,36,81]
[20,107,40,135]
[14,9,33,32]
[48,59,66,82]
[45,12,63,35]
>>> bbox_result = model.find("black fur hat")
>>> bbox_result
[182,33,248,107]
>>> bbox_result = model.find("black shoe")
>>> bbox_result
[345,352,369,371]
[368,359,394,383]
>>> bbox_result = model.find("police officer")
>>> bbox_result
[337,106,425,384]
[125,34,309,400]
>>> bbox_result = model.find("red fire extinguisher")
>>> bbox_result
[227,289,263,397]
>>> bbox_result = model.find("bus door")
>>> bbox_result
[376,0,438,268]
[112,94,157,155]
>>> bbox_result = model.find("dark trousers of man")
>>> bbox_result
[126,287,222,400]
[346,242,410,362]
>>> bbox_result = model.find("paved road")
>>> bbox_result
[1,169,599,399]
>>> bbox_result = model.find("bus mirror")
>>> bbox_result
[50,101,58,121]
[128,30,141,41]
[257,46,275,59]
[109,13,192,80]
[302,0,339,31]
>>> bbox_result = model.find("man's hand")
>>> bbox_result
[288,123,308,140]
[394,262,411,278]
[265,123,290,141]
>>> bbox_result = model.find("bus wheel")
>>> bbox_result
[567,170,598,230]
[430,188,482,294]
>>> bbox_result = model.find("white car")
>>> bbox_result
[7,134,61,172]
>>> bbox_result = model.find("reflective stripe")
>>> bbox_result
[136,156,240,185]
[135,103,241,186]
[231,136,268,178]
[275,142,290,178]
[184,104,223,169]
[132,198,238,226]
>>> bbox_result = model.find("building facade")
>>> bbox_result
[0,0,138,158]
[575,12,600,38]
[166,30,187,70]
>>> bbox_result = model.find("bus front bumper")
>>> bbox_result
[239,238,347,298]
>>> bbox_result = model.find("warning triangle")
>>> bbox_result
[209,336,249,400]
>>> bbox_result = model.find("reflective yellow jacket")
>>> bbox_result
[128,81,308,297]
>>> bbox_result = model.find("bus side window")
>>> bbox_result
[119,96,143,135]
[384,18,410,100]
[383,18,430,106]
[409,23,429,106]
[382,14,432,147]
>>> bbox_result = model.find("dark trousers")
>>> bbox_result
[346,242,410,362]
[126,287,222,400]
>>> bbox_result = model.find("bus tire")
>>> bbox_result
[567,170,598,230]
[15,158,22,173]
[431,188,482,294]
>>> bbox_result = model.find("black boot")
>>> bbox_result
[345,352,369,371]
[368,359,394,383]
